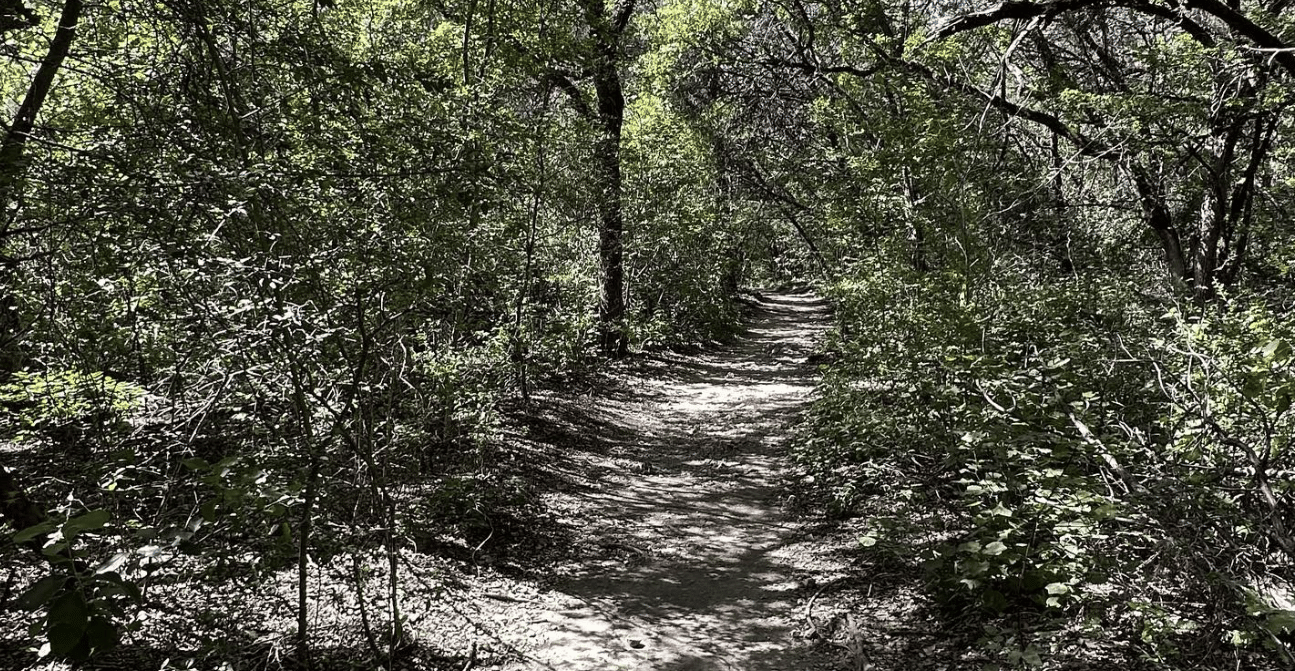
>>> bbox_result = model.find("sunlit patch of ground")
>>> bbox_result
[481,293,848,670]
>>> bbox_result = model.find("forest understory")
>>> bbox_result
[0,293,880,671]
[5,0,1295,667]
[9,292,1286,671]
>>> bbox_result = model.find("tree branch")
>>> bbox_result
[759,56,885,79]
[933,0,1100,39]
[900,59,1121,160]
[933,0,1295,75]
[547,72,593,119]
[1177,0,1295,74]
[611,0,635,34]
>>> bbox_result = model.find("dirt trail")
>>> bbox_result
[493,292,839,670]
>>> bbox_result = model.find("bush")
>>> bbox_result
[796,268,1295,664]
[0,369,143,446]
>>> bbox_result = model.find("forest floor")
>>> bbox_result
[458,291,844,670]
[406,292,947,671]
[4,293,954,670]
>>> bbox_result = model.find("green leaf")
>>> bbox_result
[200,500,219,523]
[85,616,119,653]
[63,509,110,536]
[1045,582,1070,595]
[13,521,57,545]
[983,541,1007,556]
[982,589,1007,612]
[47,622,85,658]
[1266,610,1295,634]
[16,576,68,611]
[1260,339,1291,362]
[989,503,1012,517]
[94,552,130,575]
[47,590,88,630]
[182,457,210,471]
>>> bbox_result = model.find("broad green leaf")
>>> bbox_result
[94,552,129,575]
[13,521,57,545]
[16,576,67,611]
[85,616,119,653]
[63,510,110,535]
[1044,582,1070,595]
[1261,339,1291,362]
[1267,610,1295,634]
[47,590,88,630]
[48,621,89,659]
[982,589,1007,612]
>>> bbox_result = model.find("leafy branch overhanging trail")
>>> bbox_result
[490,292,836,670]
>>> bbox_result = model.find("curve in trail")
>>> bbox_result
[503,292,835,671]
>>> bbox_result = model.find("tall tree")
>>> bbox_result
[550,0,636,357]
[0,0,85,380]
[923,0,1295,296]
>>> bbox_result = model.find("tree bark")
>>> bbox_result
[901,167,929,273]
[582,0,634,358]
[0,0,85,380]
[0,0,83,210]
[1130,166,1189,284]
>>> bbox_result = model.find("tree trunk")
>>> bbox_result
[0,0,85,380]
[901,167,928,273]
[0,0,83,207]
[584,0,632,358]
[0,268,20,381]
[592,116,626,356]
[1130,166,1189,285]
[1050,135,1074,275]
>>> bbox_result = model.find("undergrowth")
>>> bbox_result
[795,268,1295,669]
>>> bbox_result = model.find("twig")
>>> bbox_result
[802,583,830,639]
[481,591,530,603]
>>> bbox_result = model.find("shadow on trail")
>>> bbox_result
[499,293,842,670]
[510,293,831,485]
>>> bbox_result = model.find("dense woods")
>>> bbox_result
[2,0,1295,667]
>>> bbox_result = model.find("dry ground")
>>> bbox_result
[483,292,839,670]
[5,292,943,671]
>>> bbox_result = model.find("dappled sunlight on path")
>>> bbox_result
[499,293,837,671]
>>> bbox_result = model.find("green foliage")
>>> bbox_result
[12,508,142,661]
[0,370,143,444]
[410,473,542,551]
[799,266,1295,664]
